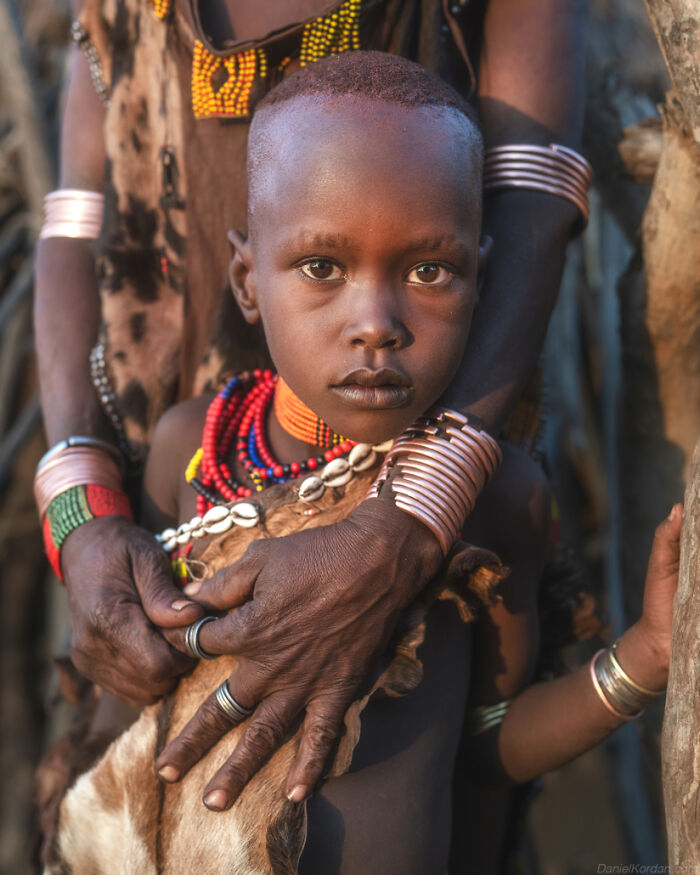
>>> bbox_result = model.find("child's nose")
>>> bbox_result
[342,289,407,351]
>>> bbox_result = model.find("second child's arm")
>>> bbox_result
[467,507,681,785]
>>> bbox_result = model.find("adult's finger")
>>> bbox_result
[83,597,192,696]
[156,666,268,784]
[193,601,260,656]
[159,600,256,658]
[201,693,302,811]
[183,539,269,606]
[131,535,205,628]
[284,695,347,802]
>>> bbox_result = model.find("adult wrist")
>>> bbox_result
[34,436,132,578]
[483,186,579,245]
[367,406,502,555]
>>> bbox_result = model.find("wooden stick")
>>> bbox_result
[662,438,700,869]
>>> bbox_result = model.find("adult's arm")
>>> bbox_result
[155,0,587,807]
[444,0,586,426]
[34,41,203,704]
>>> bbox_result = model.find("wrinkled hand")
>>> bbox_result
[61,515,205,704]
[155,498,442,810]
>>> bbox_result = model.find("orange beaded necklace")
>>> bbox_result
[274,376,346,447]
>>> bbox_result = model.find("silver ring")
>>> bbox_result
[184,616,218,660]
[215,681,254,724]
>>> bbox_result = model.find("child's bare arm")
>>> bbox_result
[470,506,682,784]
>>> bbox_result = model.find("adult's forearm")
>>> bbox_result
[441,0,586,432]
[34,238,108,443]
[441,190,576,430]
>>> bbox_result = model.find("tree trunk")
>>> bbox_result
[663,438,700,869]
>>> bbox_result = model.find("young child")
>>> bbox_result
[47,53,681,875]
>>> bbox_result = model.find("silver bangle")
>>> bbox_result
[465,699,512,736]
[40,189,104,240]
[37,435,124,473]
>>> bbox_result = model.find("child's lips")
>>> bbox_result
[330,383,415,409]
[331,367,414,409]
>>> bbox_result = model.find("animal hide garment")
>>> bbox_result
[45,468,504,874]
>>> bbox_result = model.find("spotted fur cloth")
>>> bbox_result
[39,467,504,873]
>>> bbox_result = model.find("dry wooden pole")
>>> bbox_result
[643,0,700,147]
[662,438,700,869]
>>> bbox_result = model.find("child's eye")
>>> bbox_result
[406,263,451,285]
[299,259,344,281]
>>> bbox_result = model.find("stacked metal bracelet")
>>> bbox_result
[34,437,132,578]
[483,144,593,230]
[589,642,664,721]
[40,189,104,240]
[366,407,502,555]
[465,699,513,736]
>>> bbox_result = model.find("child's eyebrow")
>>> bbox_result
[285,231,350,249]
[283,231,470,256]
[405,235,467,253]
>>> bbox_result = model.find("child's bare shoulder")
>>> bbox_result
[143,395,213,524]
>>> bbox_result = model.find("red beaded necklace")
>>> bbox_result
[189,370,355,515]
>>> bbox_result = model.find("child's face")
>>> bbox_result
[233,97,486,444]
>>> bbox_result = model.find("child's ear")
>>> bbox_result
[476,234,493,298]
[228,228,260,324]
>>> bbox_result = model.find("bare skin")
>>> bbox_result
[34,0,585,797]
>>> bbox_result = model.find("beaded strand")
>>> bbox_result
[274,377,346,447]
[188,371,355,515]
[192,45,268,120]
[300,0,361,66]
[191,1,360,120]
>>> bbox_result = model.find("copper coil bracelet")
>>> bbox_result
[367,407,502,555]
[34,439,124,520]
[40,189,104,240]
[483,144,593,231]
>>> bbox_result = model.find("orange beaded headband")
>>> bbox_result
[274,377,345,448]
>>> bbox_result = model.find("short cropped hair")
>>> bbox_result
[255,51,479,123]
[248,51,482,207]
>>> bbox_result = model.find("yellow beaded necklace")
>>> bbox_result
[150,0,363,120]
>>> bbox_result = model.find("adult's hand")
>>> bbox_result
[61,515,205,705]
[155,498,442,810]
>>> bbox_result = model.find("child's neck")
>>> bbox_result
[266,405,319,466]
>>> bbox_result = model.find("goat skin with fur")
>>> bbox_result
[43,469,504,874]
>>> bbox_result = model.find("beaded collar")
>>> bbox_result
[157,369,390,556]
[186,370,357,516]
[151,0,362,120]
